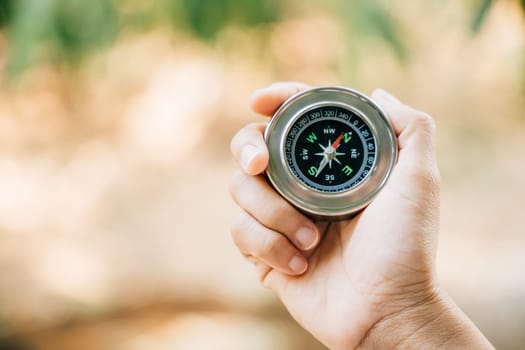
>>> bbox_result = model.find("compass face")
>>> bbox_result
[285,106,376,193]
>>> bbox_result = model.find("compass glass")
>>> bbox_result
[284,106,376,193]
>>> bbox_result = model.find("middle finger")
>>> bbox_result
[229,170,320,251]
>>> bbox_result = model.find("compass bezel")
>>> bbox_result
[264,86,398,220]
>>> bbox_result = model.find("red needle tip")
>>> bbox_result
[332,132,344,149]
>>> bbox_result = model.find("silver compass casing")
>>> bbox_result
[264,86,398,221]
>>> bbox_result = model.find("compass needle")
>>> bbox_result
[315,157,329,177]
[332,132,344,149]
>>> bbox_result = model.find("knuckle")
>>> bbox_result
[258,233,284,260]
[230,212,254,249]
[228,169,247,197]
[230,129,244,155]
[260,199,296,229]
[412,111,436,133]
[231,212,294,266]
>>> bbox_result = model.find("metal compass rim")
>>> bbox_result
[264,86,398,220]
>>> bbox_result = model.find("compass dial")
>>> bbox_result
[285,106,376,193]
[264,86,397,220]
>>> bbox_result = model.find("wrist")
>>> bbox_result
[358,287,494,349]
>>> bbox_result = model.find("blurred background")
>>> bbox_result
[0,0,524,349]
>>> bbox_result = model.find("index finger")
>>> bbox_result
[230,123,268,175]
[231,82,310,174]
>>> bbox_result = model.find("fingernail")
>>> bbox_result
[295,225,318,250]
[241,145,259,170]
[288,255,307,274]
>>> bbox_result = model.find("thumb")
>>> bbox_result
[371,89,440,203]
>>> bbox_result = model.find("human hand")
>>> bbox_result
[229,82,492,349]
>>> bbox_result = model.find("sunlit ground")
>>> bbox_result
[0,2,524,349]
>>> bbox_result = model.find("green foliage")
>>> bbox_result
[342,0,406,61]
[7,0,521,76]
[472,0,525,32]
[179,0,280,40]
[4,0,119,76]
[54,0,119,58]
[0,0,12,28]
[2,0,283,76]
[471,0,493,33]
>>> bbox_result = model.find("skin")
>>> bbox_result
[229,82,494,349]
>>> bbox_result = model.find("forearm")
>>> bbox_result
[358,289,494,349]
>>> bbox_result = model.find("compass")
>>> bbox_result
[264,86,397,220]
